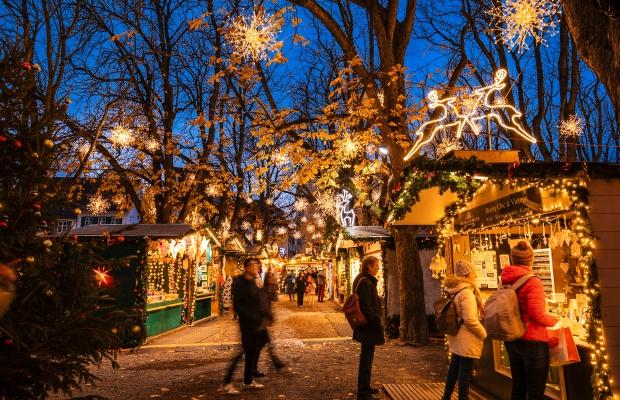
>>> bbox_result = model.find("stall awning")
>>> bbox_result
[71,223,194,237]
[345,226,391,239]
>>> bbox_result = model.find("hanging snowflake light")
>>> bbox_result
[255,229,263,242]
[288,222,297,230]
[316,218,325,228]
[93,268,111,287]
[271,151,289,166]
[241,221,252,230]
[87,194,110,215]
[559,114,583,138]
[227,10,281,61]
[145,138,160,152]
[300,216,308,223]
[292,231,302,239]
[312,233,322,241]
[340,136,360,159]
[306,224,316,233]
[206,186,219,196]
[436,138,462,159]
[315,191,337,218]
[109,126,135,147]
[219,218,231,240]
[294,198,309,211]
[276,226,287,235]
[488,0,561,52]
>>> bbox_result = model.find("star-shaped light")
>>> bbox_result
[144,138,160,152]
[93,268,111,287]
[292,231,302,239]
[294,198,308,211]
[488,0,561,52]
[109,126,135,147]
[559,114,583,138]
[276,226,287,235]
[87,195,110,215]
[227,10,281,61]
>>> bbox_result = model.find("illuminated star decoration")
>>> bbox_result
[87,194,110,215]
[109,126,135,147]
[294,198,308,211]
[276,226,287,235]
[404,69,536,160]
[93,268,111,287]
[241,221,252,230]
[145,138,160,152]
[292,231,302,239]
[206,186,219,196]
[227,10,281,61]
[559,114,583,138]
[340,135,360,159]
[488,0,561,53]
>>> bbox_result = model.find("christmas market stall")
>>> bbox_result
[72,224,223,342]
[388,155,620,400]
[337,226,393,312]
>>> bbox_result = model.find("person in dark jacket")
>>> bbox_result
[295,271,306,308]
[352,256,385,400]
[221,258,270,394]
[284,272,296,301]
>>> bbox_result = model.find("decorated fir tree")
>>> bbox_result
[0,45,132,398]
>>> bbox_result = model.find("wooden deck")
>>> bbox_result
[383,383,490,400]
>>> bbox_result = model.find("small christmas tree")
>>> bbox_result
[0,44,131,398]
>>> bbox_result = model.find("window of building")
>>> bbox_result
[80,216,123,227]
[56,220,73,233]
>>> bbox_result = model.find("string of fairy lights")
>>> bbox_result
[392,170,613,399]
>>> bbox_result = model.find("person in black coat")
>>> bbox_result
[352,256,385,400]
[295,271,306,308]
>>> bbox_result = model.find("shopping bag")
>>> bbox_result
[548,327,581,367]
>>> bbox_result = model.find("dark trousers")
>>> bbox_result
[240,328,260,384]
[357,343,375,399]
[317,284,326,302]
[288,293,294,301]
[223,349,244,385]
[297,290,304,306]
[505,340,550,400]
[254,328,285,372]
[442,354,475,400]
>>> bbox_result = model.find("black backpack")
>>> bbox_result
[434,287,468,335]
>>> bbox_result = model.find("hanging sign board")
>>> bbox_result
[455,186,542,230]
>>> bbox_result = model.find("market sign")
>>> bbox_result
[455,186,542,230]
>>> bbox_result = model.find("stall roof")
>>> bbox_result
[345,226,391,239]
[71,224,222,245]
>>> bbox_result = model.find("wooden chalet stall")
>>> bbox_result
[72,224,223,341]
[388,154,619,400]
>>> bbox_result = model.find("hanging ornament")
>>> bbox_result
[144,138,160,152]
[559,114,583,138]
[226,9,282,61]
[108,125,135,147]
[488,0,561,53]
[265,198,274,206]
[436,138,462,158]
[43,139,54,149]
[294,198,309,211]
[292,231,302,239]
[87,194,109,215]
[93,268,111,287]
[276,226,287,235]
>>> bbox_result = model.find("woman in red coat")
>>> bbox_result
[501,241,558,400]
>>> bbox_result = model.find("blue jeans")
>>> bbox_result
[442,354,475,400]
[505,340,550,400]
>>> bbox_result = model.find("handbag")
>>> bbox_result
[343,278,367,329]
[548,327,581,366]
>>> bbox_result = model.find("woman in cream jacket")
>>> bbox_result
[441,259,487,400]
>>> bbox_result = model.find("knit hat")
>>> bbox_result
[511,240,534,266]
[455,259,475,277]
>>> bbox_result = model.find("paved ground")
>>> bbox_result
[53,296,448,400]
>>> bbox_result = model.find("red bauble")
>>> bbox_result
[115,235,125,243]
[32,203,42,211]
[4,338,13,346]
[0,221,7,228]
[21,61,32,70]
[13,139,22,149]
[0,135,7,143]
[394,182,402,192]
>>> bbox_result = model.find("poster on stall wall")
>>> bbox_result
[471,250,499,289]
[532,248,555,300]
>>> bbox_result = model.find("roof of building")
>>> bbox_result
[344,225,391,239]
[71,223,194,238]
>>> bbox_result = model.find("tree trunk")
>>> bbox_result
[561,0,620,131]
[392,225,429,344]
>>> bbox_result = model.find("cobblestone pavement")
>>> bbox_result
[53,296,447,400]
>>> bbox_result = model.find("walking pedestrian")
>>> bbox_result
[305,275,317,307]
[352,256,385,400]
[441,259,487,400]
[295,271,306,308]
[284,271,296,301]
[220,258,270,394]
[264,267,278,302]
[502,241,558,400]
[317,268,326,302]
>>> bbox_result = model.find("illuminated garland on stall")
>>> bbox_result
[389,158,613,399]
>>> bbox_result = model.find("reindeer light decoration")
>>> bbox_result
[337,189,356,227]
[404,68,537,161]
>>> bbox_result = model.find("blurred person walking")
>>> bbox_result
[295,271,306,308]
[317,268,326,302]
[284,271,296,301]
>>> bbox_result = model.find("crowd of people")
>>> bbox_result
[221,240,556,400]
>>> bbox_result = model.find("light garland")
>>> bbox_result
[109,125,135,147]
[559,114,584,138]
[436,138,462,158]
[404,69,536,160]
[488,0,561,53]
[87,194,110,215]
[226,10,281,61]
[388,162,613,400]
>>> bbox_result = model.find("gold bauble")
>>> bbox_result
[131,325,141,334]
[43,239,53,248]
[25,256,35,264]
[74,208,82,215]
[43,139,54,148]
[111,327,118,334]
